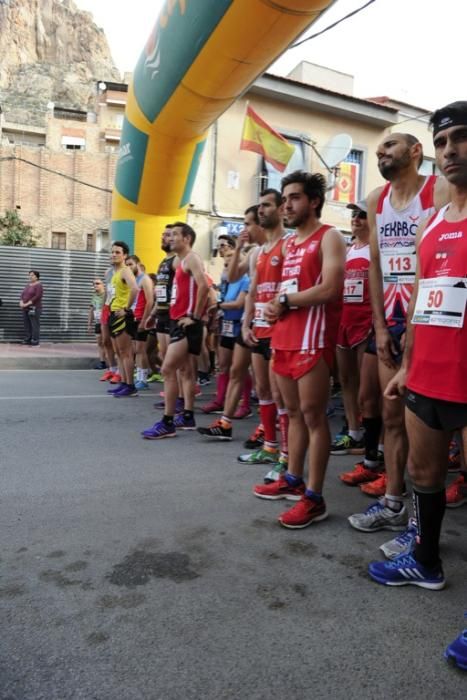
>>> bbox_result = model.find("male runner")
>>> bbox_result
[253,171,346,528]
[126,255,154,390]
[141,223,208,438]
[368,102,467,588]
[348,132,449,533]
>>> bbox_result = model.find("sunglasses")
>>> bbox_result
[351,210,367,220]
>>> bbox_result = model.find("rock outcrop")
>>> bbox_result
[0,0,120,125]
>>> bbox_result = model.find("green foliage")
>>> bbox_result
[0,209,37,247]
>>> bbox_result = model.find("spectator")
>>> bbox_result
[19,270,43,346]
[88,278,106,369]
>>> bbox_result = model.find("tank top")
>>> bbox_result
[377,175,437,326]
[134,273,147,320]
[407,205,467,403]
[170,258,197,320]
[341,242,371,325]
[272,225,343,352]
[254,237,284,339]
[156,254,176,313]
[109,269,130,311]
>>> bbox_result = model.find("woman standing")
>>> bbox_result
[19,270,43,346]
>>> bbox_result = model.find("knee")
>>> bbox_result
[301,403,325,430]
[382,404,405,433]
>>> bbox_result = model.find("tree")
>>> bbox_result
[0,209,37,247]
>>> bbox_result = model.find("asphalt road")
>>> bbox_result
[1,370,466,700]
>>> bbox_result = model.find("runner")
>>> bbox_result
[107,241,139,397]
[141,222,208,439]
[99,265,120,383]
[126,256,154,390]
[348,132,449,533]
[368,102,467,588]
[88,278,106,369]
[253,171,346,528]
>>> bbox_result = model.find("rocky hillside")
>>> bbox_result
[0,0,120,125]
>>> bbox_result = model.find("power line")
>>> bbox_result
[0,155,112,193]
[291,0,377,48]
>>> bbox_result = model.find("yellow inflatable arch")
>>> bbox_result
[111,0,334,270]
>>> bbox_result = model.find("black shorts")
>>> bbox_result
[169,319,203,356]
[109,310,136,339]
[156,314,170,335]
[135,327,149,342]
[220,335,236,350]
[251,337,272,361]
[366,323,405,364]
[94,323,101,335]
[406,389,467,432]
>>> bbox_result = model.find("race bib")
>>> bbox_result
[170,281,177,306]
[155,284,168,303]
[254,302,270,328]
[381,250,416,284]
[94,308,102,322]
[221,319,235,337]
[344,278,364,303]
[412,277,466,329]
[105,284,115,305]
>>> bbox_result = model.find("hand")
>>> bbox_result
[236,230,250,250]
[375,326,398,369]
[19,301,24,308]
[178,316,195,328]
[264,297,283,324]
[144,316,156,330]
[384,367,407,400]
[87,325,93,334]
[114,309,126,318]
[242,325,258,346]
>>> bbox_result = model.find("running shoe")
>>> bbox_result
[326,402,335,418]
[243,424,265,450]
[334,421,349,442]
[113,384,138,397]
[109,372,122,384]
[233,404,253,419]
[379,518,417,559]
[445,622,467,670]
[348,500,408,532]
[279,496,328,529]
[360,473,387,497]
[198,375,211,386]
[253,474,305,501]
[95,360,107,370]
[446,474,467,508]
[195,383,202,397]
[197,419,232,441]
[448,440,461,473]
[339,462,383,486]
[100,369,114,381]
[264,456,288,484]
[330,434,365,455]
[147,371,163,383]
[107,383,125,394]
[141,420,176,440]
[368,553,445,590]
[200,399,224,414]
[134,380,150,390]
[174,413,196,430]
[238,447,278,464]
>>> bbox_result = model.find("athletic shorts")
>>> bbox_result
[250,337,272,361]
[109,310,136,339]
[169,319,203,356]
[94,323,102,335]
[406,389,467,432]
[365,322,405,364]
[101,304,110,326]
[219,335,236,350]
[134,326,149,342]
[337,319,372,349]
[272,347,334,380]
[156,314,170,335]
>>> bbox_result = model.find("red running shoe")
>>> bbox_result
[253,474,304,501]
[279,496,328,529]
[446,474,467,508]
[360,473,387,497]
[340,462,384,486]
[109,372,122,384]
[100,370,114,382]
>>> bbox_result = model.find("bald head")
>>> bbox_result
[376,132,424,180]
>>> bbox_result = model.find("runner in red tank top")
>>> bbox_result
[369,102,467,592]
[253,171,346,529]
[126,255,154,389]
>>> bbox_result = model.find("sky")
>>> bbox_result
[75,0,464,111]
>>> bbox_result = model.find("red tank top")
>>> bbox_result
[341,243,372,326]
[272,226,343,352]
[407,205,467,403]
[170,260,197,320]
[254,237,284,339]
[134,276,147,320]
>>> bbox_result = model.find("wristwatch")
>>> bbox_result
[279,293,289,308]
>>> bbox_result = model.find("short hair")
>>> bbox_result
[164,224,174,230]
[244,204,259,224]
[112,240,130,256]
[281,170,327,217]
[127,254,140,265]
[172,221,196,246]
[390,132,423,169]
[29,269,40,279]
[218,234,236,248]
[260,188,282,207]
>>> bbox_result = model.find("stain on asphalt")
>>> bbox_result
[64,560,88,572]
[285,540,318,557]
[251,518,277,530]
[338,554,367,578]
[268,599,286,610]
[16,547,28,553]
[86,631,110,646]
[445,529,461,537]
[0,584,26,598]
[96,592,146,609]
[46,550,66,559]
[263,551,281,561]
[107,550,199,588]
[292,583,308,597]
[39,570,82,587]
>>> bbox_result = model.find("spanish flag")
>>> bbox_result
[240,105,295,172]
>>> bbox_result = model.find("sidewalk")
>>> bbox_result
[0,342,100,370]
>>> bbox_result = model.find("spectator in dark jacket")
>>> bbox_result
[19,270,43,345]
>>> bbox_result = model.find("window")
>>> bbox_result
[86,233,95,252]
[420,158,441,176]
[51,232,66,250]
[96,229,110,252]
[330,149,364,203]
[260,137,305,192]
[61,136,86,151]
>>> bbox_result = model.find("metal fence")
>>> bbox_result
[0,246,109,342]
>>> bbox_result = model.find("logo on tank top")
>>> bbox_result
[380,220,419,239]
[307,242,318,253]
[439,231,463,241]
[271,256,280,266]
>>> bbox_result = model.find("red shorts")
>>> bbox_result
[101,304,110,325]
[272,347,334,380]
[337,319,372,349]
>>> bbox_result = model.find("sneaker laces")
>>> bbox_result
[393,519,417,546]
[365,501,385,515]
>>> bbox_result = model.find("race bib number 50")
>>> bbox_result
[413,277,466,328]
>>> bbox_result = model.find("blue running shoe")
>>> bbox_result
[135,380,149,390]
[445,616,467,670]
[141,420,176,440]
[380,518,417,559]
[368,553,445,590]
[114,384,138,397]
[174,413,196,430]
[108,383,125,394]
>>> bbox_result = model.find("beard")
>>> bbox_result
[162,243,172,253]
[378,148,412,180]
